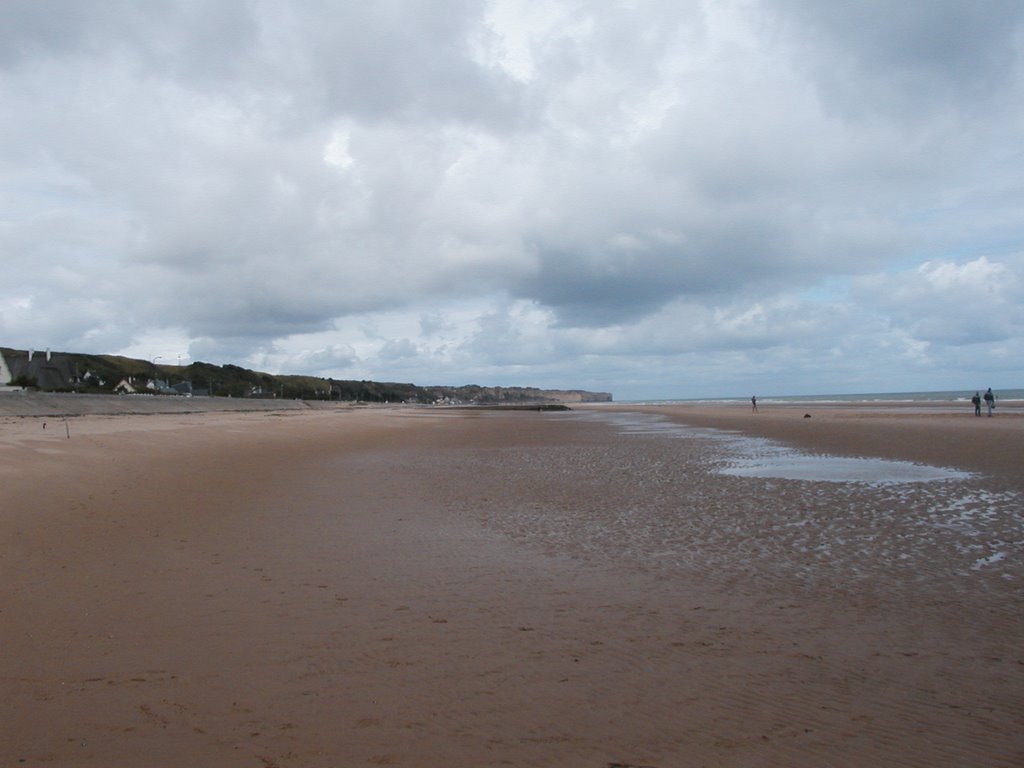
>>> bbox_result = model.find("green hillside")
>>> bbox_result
[0,347,612,404]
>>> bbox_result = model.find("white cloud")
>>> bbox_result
[857,256,1024,345]
[1,1,1022,398]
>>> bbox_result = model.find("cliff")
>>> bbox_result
[0,347,612,406]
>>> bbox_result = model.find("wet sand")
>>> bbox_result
[628,401,1024,481]
[2,404,1022,766]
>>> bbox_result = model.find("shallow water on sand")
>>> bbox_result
[429,410,1022,603]
[574,410,974,483]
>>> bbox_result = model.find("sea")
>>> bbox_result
[624,388,1024,407]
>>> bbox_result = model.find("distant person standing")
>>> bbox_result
[984,387,996,416]
[972,391,982,416]
[751,395,758,412]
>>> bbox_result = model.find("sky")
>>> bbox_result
[2,1,1022,400]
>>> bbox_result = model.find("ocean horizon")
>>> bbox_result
[622,388,1024,406]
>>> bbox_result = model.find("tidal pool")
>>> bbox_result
[572,410,974,484]
[718,454,973,484]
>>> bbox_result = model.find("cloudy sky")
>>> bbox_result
[2,1,1022,399]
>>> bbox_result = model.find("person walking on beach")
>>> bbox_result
[751,395,758,413]
[972,391,982,416]
[984,387,996,416]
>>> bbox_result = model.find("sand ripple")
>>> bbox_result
[432,411,1021,605]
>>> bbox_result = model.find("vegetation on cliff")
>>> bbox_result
[0,347,612,404]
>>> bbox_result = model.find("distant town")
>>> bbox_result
[0,347,612,406]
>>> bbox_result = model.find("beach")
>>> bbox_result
[2,401,1022,766]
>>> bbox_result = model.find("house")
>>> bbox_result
[114,377,139,394]
[146,379,181,395]
[80,370,106,387]
[1,349,80,390]
[0,352,11,386]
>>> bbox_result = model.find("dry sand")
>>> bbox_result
[2,402,1022,766]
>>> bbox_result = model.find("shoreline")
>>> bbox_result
[4,389,1023,416]
[580,401,1024,481]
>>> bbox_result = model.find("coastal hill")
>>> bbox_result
[0,347,612,406]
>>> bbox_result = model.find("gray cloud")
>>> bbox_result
[1,1,1021,397]
[773,0,1024,116]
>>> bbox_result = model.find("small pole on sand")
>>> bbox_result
[64,418,70,439]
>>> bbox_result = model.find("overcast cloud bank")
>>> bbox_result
[2,0,1022,399]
